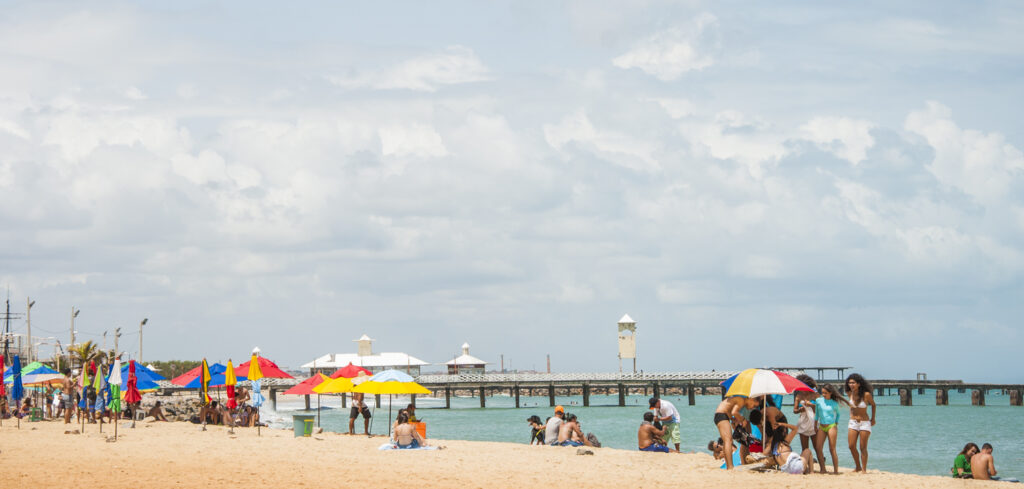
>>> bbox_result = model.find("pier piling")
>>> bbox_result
[583,384,590,407]
[374,394,381,408]
[304,394,310,411]
[548,383,555,407]
[479,385,486,408]
[270,389,278,411]
[444,386,451,409]
[899,388,912,406]
[618,383,625,406]
[688,383,696,406]
[514,384,520,408]
[1010,390,1022,406]
[936,389,948,406]
[972,389,985,406]
[410,394,416,408]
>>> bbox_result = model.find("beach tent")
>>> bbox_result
[352,369,430,437]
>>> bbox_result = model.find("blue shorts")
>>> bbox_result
[559,440,583,447]
[397,439,420,449]
[640,443,670,453]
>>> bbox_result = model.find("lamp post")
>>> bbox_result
[139,318,148,364]
[70,307,80,369]
[26,298,35,362]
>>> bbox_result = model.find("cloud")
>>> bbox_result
[612,13,717,80]
[328,46,489,92]
[905,101,1024,204]
[800,116,876,165]
[544,111,660,172]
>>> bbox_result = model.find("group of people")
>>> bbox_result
[389,404,429,449]
[710,373,876,474]
[195,387,265,428]
[952,443,1016,482]
[527,405,600,447]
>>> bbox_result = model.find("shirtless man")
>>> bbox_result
[714,395,761,469]
[638,412,676,453]
[148,401,169,422]
[60,369,75,424]
[556,413,591,447]
[349,392,371,435]
[969,443,1020,482]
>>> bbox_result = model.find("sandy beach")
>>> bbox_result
[0,420,1001,489]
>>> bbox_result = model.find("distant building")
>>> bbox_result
[301,334,430,376]
[444,342,488,374]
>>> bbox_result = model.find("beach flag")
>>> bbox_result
[108,359,122,413]
[200,358,212,405]
[225,359,237,410]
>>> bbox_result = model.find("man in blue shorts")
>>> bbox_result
[639,412,675,452]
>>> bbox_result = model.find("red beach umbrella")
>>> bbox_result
[170,364,204,386]
[283,374,329,396]
[330,362,372,379]
[124,360,142,405]
[234,356,293,379]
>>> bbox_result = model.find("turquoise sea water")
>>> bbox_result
[267,390,1022,478]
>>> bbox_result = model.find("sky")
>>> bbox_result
[0,1,1022,382]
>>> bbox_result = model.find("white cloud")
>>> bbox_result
[378,123,448,159]
[905,101,1024,204]
[800,116,875,165]
[544,111,660,172]
[328,46,489,92]
[612,13,717,80]
[124,86,147,100]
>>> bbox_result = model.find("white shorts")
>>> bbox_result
[781,452,804,474]
[848,419,872,432]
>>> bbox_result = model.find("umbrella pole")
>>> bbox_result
[317,395,320,427]
[114,414,118,441]
[387,394,393,438]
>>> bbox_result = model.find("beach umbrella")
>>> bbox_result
[124,360,142,428]
[290,373,331,427]
[11,355,24,429]
[720,368,813,398]
[352,369,431,437]
[182,371,247,389]
[225,359,238,410]
[235,355,292,379]
[108,359,122,441]
[171,362,225,386]
[78,363,91,432]
[330,363,371,379]
[200,358,212,405]
[4,361,58,384]
[247,351,266,436]
[93,364,107,432]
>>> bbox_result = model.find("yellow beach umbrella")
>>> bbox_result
[312,376,355,394]
[351,370,431,437]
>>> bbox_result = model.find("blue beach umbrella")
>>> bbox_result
[11,355,24,428]
[182,372,247,389]
[107,362,164,391]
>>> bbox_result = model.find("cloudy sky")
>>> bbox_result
[1,1,1021,382]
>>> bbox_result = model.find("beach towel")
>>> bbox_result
[378,443,439,451]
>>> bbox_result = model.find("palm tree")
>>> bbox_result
[69,340,101,371]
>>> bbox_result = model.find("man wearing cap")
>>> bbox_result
[545,406,565,445]
[650,397,681,451]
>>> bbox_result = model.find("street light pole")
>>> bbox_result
[70,307,79,369]
[139,318,148,364]
[26,298,34,362]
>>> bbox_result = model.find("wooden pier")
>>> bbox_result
[152,368,1024,410]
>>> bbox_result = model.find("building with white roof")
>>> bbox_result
[444,342,488,374]
[301,334,430,376]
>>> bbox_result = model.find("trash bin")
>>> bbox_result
[293,414,315,437]
[412,421,426,439]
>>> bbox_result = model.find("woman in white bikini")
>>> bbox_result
[845,373,876,472]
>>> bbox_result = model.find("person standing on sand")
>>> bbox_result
[714,395,761,469]
[649,397,681,452]
[813,383,849,474]
[845,373,876,472]
[545,406,564,446]
[793,375,818,457]
[349,392,371,435]
[60,368,74,424]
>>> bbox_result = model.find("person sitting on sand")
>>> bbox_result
[714,395,761,469]
[393,411,426,449]
[639,412,676,453]
[527,415,546,445]
[545,406,564,446]
[148,401,169,422]
[406,403,418,422]
[200,401,222,425]
[952,442,979,478]
[556,413,591,447]
[971,443,1019,482]
[391,409,408,440]
[19,398,32,418]
[236,387,250,407]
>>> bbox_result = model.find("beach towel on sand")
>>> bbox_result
[378,443,439,451]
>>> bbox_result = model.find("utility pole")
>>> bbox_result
[26,298,34,362]
[139,318,148,364]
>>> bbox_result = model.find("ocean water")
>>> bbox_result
[264,389,1022,478]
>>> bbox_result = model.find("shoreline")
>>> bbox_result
[0,420,1004,488]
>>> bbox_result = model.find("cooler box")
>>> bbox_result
[412,421,426,439]
[292,414,315,437]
